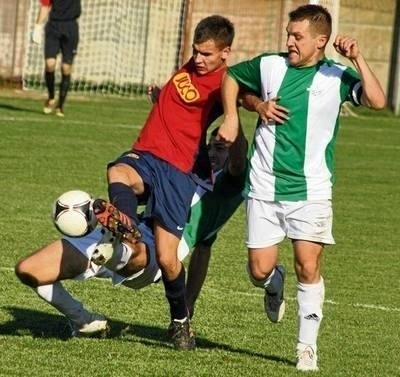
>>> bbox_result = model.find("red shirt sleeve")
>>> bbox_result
[40,0,52,6]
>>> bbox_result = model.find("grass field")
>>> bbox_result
[0,91,399,377]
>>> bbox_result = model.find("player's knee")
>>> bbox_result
[158,255,180,278]
[246,261,275,285]
[45,59,56,72]
[295,260,320,283]
[14,260,39,288]
[246,263,266,287]
[107,164,131,184]
[61,63,72,75]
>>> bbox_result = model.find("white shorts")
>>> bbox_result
[246,198,335,248]
[63,227,161,289]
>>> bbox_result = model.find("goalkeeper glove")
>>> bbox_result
[31,23,44,45]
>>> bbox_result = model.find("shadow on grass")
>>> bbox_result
[0,306,295,366]
[0,102,41,114]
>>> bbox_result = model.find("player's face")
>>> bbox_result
[192,39,230,75]
[286,19,327,67]
[208,135,229,171]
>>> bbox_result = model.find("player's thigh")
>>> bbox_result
[44,23,60,60]
[246,197,286,249]
[286,200,335,245]
[16,239,88,283]
[107,162,145,195]
[60,21,79,64]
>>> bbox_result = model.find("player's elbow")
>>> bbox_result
[362,93,386,110]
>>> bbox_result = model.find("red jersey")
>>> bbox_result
[134,58,226,173]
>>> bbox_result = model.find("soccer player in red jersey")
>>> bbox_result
[93,15,235,350]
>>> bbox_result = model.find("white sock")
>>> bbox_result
[105,242,132,271]
[297,277,325,348]
[36,282,92,326]
[247,263,276,290]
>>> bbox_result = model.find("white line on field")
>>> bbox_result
[1,266,399,313]
[338,141,400,150]
[0,116,142,129]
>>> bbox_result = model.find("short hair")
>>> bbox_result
[289,4,331,38]
[193,15,235,49]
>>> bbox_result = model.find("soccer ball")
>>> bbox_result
[52,190,98,237]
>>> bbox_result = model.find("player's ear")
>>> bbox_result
[317,34,328,49]
[221,46,231,60]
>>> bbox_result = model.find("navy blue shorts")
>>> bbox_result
[108,150,197,238]
[45,20,79,64]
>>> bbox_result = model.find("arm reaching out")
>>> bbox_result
[31,4,51,45]
[334,35,386,109]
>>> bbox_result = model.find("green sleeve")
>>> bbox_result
[227,53,268,95]
[341,66,362,105]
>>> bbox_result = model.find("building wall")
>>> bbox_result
[0,0,30,80]
[337,0,396,94]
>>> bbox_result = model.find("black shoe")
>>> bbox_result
[264,265,286,323]
[167,319,196,350]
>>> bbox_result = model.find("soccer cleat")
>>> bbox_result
[43,99,55,114]
[167,319,196,350]
[91,229,117,265]
[55,108,65,117]
[264,264,286,323]
[70,313,109,338]
[296,345,319,371]
[92,199,141,242]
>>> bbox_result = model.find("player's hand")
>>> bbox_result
[255,97,289,125]
[31,24,44,45]
[333,35,360,60]
[217,113,239,145]
[147,84,161,104]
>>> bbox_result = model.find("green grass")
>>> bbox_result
[0,92,399,377]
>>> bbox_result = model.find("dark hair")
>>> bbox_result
[289,4,331,38]
[194,15,235,49]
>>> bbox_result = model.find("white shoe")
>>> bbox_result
[296,345,319,371]
[70,313,109,338]
[43,99,55,114]
[91,229,117,265]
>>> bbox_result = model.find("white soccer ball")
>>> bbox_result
[52,190,98,237]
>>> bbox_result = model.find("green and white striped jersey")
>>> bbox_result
[228,53,361,201]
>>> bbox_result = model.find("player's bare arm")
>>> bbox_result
[218,73,240,144]
[334,35,386,109]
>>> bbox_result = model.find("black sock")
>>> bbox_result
[108,182,138,223]
[58,74,71,109]
[45,71,55,100]
[163,264,188,321]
